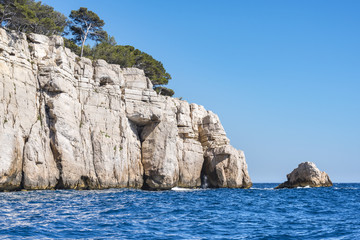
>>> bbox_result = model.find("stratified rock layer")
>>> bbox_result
[275,162,332,189]
[0,29,252,191]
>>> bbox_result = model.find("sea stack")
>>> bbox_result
[275,162,332,189]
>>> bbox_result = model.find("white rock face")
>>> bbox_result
[275,162,332,189]
[0,29,252,190]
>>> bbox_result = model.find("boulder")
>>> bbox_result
[275,162,332,189]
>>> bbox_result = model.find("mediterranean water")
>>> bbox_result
[0,183,359,239]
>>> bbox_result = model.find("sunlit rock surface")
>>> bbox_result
[275,162,332,189]
[0,28,252,191]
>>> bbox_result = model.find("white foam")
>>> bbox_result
[334,187,358,190]
[171,187,200,192]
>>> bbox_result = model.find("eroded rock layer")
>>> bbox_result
[0,29,252,191]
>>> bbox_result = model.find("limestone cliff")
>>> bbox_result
[0,29,252,191]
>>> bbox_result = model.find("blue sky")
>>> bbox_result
[42,0,360,182]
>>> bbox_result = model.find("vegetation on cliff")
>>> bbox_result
[66,33,172,91]
[0,0,173,96]
[68,7,106,58]
[0,0,67,35]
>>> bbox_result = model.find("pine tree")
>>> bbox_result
[0,0,67,35]
[68,7,106,57]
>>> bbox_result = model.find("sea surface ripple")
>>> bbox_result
[0,183,359,239]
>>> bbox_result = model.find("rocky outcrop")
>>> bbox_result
[275,162,332,189]
[0,28,252,191]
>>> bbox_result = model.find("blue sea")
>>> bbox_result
[0,183,359,239]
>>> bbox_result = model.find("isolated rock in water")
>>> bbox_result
[0,28,252,191]
[275,162,332,189]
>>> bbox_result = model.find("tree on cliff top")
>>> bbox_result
[91,39,173,95]
[68,7,106,57]
[0,0,67,35]
[0,1,174,96]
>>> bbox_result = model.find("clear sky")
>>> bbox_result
[42,0,360,183]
